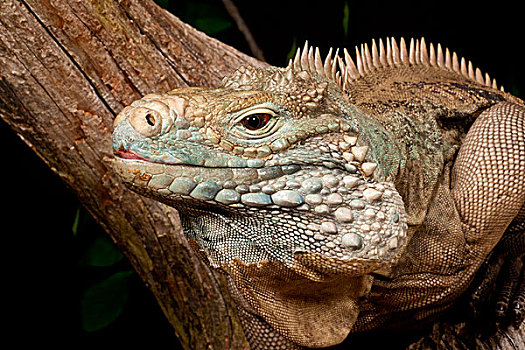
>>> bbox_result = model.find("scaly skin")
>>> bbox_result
[112,38,525,349]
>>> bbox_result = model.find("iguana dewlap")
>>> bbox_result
[112,38,525,349]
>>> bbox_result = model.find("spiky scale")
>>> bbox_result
[371,39,380,67]
[386,37,394,66]
[429,42,436,66]
[437,43,445,67]
[391,37,401,66]
[399,37,408,64]
[409,38,416,65]
[379,38,388,66]
[420,37,429,65]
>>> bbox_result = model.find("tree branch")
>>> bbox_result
[0,0,263,348]
[221,0,265,61]
[0,0,522,348]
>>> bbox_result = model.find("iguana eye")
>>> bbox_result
[240,113,271,130]
[231,106,280,140]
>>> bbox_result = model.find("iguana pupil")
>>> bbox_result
[241,113,271,130]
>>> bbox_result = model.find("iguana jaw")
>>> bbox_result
[114,154,408,266]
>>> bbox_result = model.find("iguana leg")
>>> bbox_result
[468,218,524,327]
[510,257,525,327]
[468,250,503,321]
[495,255,523,323]
[495,212,525,327]
[451,101,525,327]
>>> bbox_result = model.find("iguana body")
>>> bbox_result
[112,38,525,348]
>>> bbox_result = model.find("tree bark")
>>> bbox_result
[0,0,262,348]
[0,0,522,349]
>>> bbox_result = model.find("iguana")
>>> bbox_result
[112,38,525,349]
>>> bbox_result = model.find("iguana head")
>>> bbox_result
[113,44,408,268]
[112,42,409,346]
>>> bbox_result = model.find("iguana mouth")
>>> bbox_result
[113,153,307,207]
[113,145,186,165]
[114,147,147,161]
[114,144,306,174]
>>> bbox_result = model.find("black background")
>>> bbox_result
[2,0,522,348]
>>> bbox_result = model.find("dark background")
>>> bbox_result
[2,0,522,348]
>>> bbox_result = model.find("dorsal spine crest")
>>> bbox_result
[290,37,503,92]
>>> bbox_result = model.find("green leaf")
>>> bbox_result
[285,37,297,63]
[180,2,233,35]
[71,207,80,236]
[342,1,350,39]
[194,17,232,34]
[81,270,134,332]
[154,0,169,9]
[80,236,124,267]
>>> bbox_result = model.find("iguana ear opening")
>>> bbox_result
[227,253,382,347]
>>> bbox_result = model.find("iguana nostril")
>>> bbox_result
[128,106,162,137]
[145,113,156,126]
